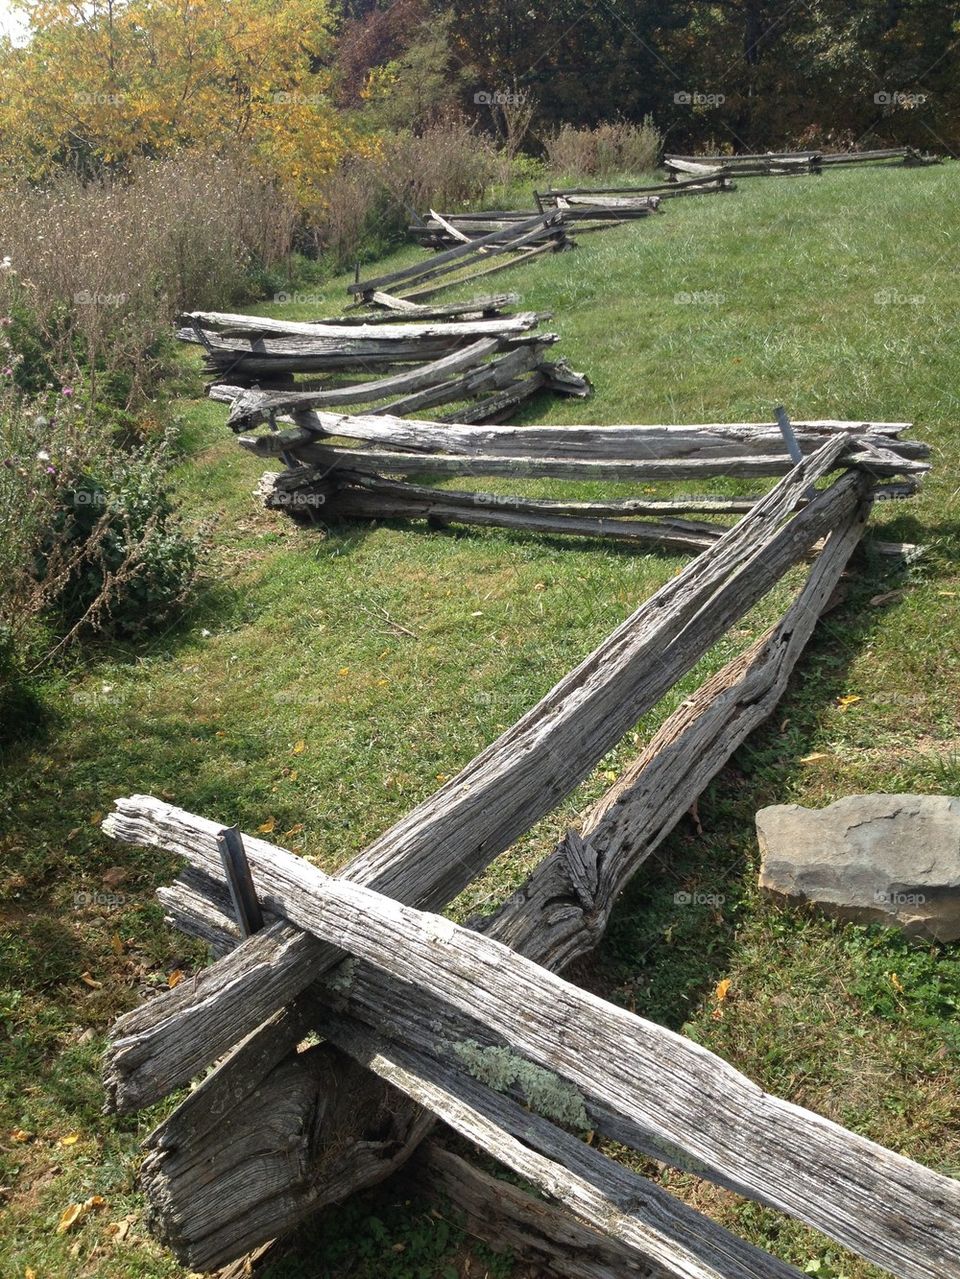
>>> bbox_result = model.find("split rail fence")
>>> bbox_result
[100,425,959,1279]
[178,298,590,426]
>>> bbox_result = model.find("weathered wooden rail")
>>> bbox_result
[99,428,947,1279]
[227,408,925,546]
[350,211,574,304]
[663,147,941,180]
[177,302,590,422]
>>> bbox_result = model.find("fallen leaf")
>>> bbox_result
[288,769,298,782]
[800,751,832,764]
[714,978,732,1003]
[66,827,80,842]
[256,817,276,834]
[890,972,905,994]
[101,867,128,888]
[89,811,102,826]
[292,739,306,755]
[167,969,184,989]
[86,1195,106,1210]
[282,823,304,838]
[60,1133,80,1147]
[338,667,350,677]
[837,694,862,710]
[10,1128,31,1143]
[79,972,102,989]
[26,1268,37,1279]
[57,1202,85,1234]
[111,933,124,956]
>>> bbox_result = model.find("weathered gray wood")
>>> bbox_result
[254,441,926,482]
[539,172,733,197]
[142,890,807,1278]
[142,484,870,1265]
[349,213,567,297]
[292,474,721,553]
[311,471,728,534]
[140,1032,435,1269]
[177,312,539,342]
[415,1142,665,1279]
[131,488,874,1268]
[119,767,960,1279]
[102,448,863,1112]
[235,408,919,459]
[319,1018,808,1279]
[360,341,552,419]
[224,337,505,428]
[396,238,563,303]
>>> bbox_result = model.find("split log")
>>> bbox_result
[177,311,539,342]
[222,336,505,427]
[244,440,926,483]
[326,475,760,517]
[397,238,565,303]
[298,470,729,534]
[232,408,918,457]
[103,444,862,1112]
[309,478,722,553]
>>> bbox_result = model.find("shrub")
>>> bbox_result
[0,373,200,678]
[544,117,662,178]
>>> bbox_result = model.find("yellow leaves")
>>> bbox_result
[56,1195,106,1234]
[836,694,862,711]
[711,978,732,1020]
[167,969,184,988]
[282,822,304,838]
[890,972,905,994]
[1,0,348,194]
[291,738,306,755]
[56,1203,84,1234]
[257,817,276,834]
[800,751,832,764]
[79,972,102,989]
[10,1128,31,1142]
[60,1132,80,1147]
[338,667,350,677]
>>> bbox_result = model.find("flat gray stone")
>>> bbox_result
[756,793,960,942]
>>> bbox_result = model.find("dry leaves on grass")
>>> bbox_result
[56,1195,106,1234]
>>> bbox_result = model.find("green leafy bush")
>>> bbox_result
[38,448,199,639]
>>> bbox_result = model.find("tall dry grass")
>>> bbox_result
[310,119,500,265]
[544,118,662,178]
[0,149,296,403]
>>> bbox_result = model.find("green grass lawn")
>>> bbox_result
[2,162,960,1279]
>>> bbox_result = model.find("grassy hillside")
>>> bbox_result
[2,162,959,1279]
